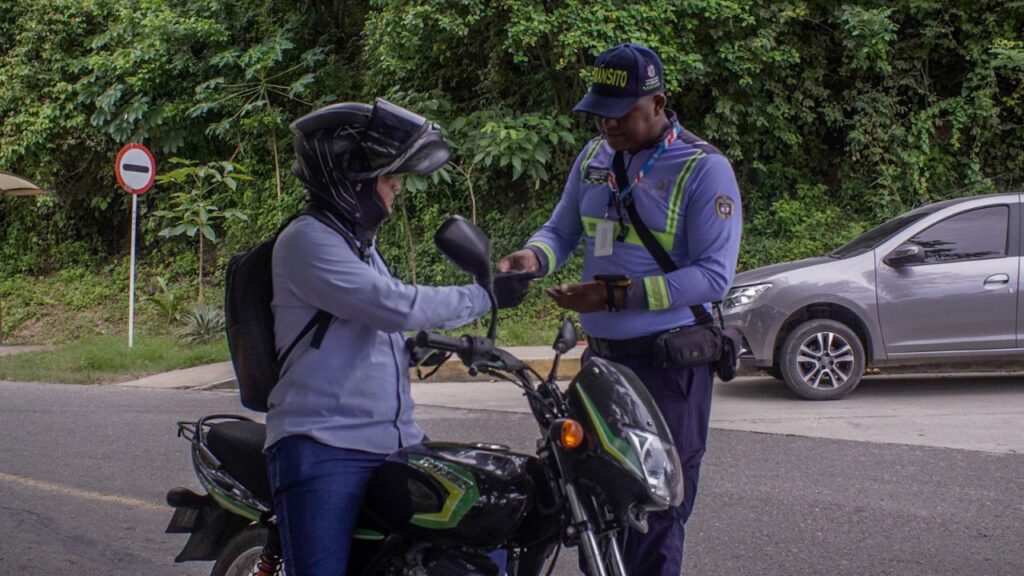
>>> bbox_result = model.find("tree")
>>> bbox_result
[153,159,251,303]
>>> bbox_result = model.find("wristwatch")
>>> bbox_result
[594,274,631,312]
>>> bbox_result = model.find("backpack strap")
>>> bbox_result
[278,310,332,364]
[612,151,714,326]
[275,204,367,364]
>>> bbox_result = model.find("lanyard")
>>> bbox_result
[606,122,680,208]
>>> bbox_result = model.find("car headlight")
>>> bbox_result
[723,283,772,309]
[625,428,682,507]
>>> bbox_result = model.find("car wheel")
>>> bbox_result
[779,319,865,400]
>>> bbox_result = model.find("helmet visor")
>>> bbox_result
[354,99,450,178]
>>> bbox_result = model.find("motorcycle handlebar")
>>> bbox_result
[415,330,464,353]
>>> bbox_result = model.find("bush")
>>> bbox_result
[178,304,226,343]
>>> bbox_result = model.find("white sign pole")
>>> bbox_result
[129,193,138,349]
[115,143,155,350]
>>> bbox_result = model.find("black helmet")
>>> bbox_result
[290,99,450,231]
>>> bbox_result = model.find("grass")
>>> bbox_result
[0,258,572,384]
[0,333,229,384]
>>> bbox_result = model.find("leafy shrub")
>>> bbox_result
[178,304,226,343]
[143,277,187,325]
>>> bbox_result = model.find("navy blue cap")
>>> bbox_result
[573,43,665,119]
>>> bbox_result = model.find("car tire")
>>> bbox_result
[779,319,865,400]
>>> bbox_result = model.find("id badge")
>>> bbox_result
[594,220,615,257]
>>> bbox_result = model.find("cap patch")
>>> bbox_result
[715,195,735,219]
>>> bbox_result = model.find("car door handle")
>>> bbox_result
[983,274,1010,288]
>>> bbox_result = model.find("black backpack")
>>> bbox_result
[224,206,364,412]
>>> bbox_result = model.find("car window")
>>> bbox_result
[908,205,1009,264]
[830,211,934,258]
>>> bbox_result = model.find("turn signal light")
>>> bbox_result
[560,419,585,449]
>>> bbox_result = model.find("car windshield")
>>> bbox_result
[830,210,936,258]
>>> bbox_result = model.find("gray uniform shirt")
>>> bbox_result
[266,214,491,453]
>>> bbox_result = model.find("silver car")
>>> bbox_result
[721,192,1022,400]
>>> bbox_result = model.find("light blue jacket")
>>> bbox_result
[266,214,491,453]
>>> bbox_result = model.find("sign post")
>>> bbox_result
[115,144,156,348]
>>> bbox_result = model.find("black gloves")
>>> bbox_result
[493,270,537,309]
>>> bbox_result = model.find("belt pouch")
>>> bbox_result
[653,325,722,369]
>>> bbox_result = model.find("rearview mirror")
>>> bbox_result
[552,317,578,354]
[434,215,493,290]
[884,242,925,268]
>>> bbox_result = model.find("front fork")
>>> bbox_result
[563,482,627,576]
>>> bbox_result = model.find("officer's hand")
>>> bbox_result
[546,281,606,313]
[493,271,537,309]
[497,249,540,274]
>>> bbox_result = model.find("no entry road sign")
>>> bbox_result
[115,143,156,195]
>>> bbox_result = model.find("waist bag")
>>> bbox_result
[613,151,742,381]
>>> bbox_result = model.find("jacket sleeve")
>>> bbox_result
[649,154,743,309]
[523,141,596,276]
[274,218,492,333]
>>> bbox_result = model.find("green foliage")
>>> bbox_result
[153,158,251,301]
[3,0,1024,345]
[142,277,187,324]
[177,303,226,343]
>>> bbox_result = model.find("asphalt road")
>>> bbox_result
[1,377,1022,575]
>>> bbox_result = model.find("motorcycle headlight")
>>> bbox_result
[723,283,772,310]
[625,428,682,508]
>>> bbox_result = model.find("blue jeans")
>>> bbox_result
[266,435,508,576]
[266,435,386,576]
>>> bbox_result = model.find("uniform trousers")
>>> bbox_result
[590,351,715,576]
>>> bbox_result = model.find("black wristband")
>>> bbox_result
[594,275,630,312]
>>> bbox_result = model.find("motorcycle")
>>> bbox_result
[165,216,685,576]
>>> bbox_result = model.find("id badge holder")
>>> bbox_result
[594,220,615,257]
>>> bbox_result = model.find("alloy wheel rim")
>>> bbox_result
[795,331,855,390]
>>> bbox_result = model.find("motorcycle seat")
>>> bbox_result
[205,420,272,503]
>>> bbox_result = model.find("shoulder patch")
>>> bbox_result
[715,195,735,219]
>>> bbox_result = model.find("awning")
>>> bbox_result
[0,171,51,197]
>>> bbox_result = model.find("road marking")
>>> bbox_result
[0,471,165,512]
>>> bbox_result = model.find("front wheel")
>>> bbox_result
[211,526,280,576]
[779,319,865,400]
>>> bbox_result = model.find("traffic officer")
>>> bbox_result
[499,43,742,575]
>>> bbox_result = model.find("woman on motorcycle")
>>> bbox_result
[268,99,529,575]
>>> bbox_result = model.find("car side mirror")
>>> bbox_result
[884,243,926,268]
[434,215,493,290]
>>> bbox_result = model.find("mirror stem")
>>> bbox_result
[486,290,498,341]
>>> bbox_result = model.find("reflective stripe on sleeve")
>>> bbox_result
[643,275,671,311]
[526,241,557,276]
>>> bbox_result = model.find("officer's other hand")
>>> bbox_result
[497,249,540,273]
[546,281,606,313]
[493,270,536,309]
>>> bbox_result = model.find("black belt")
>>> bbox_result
[587,333,662,359]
